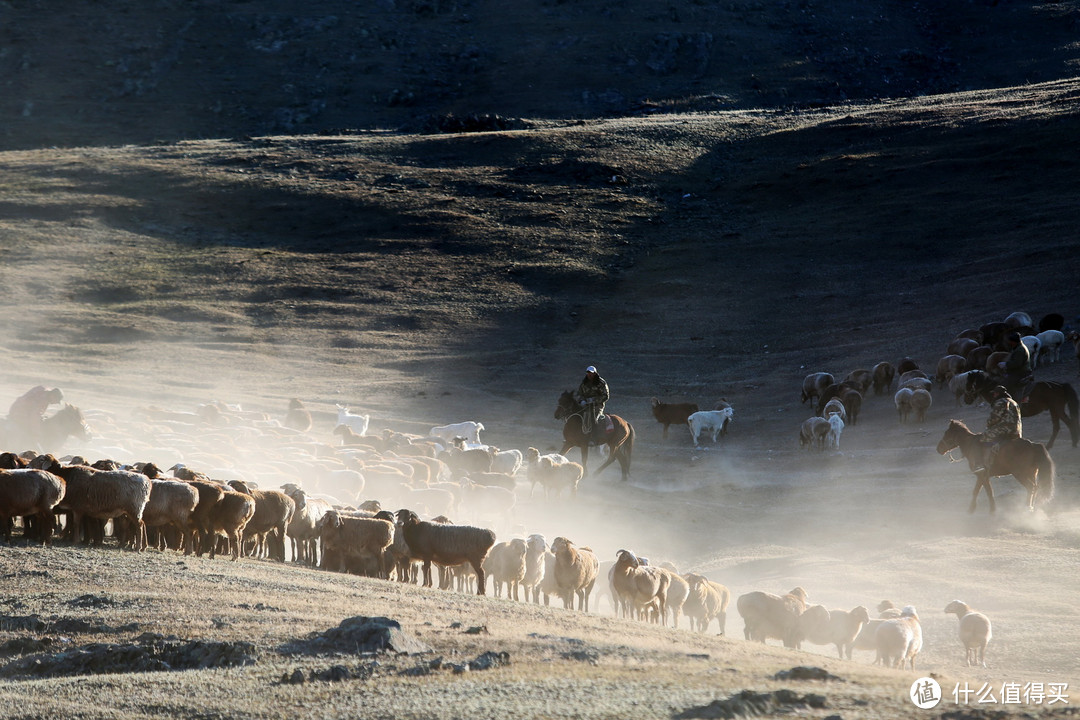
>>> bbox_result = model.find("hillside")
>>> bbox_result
[2,1,1079,149]
[1,3,1080,719]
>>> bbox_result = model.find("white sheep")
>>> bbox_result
[944,600,992,667]
[525,447,582,499]
[910,388,932,422]
[1021,335,1041,369]
[825,413,844,450]
[489,447,523,476]
[894,387,914,423]
[687,408,734,449]
[1036,329,1065,365]
[335,405,370,436]
[875,605,922,670]
[522,534,548,603]
[484,538,529,600]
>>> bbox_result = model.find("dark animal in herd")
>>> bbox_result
[650,398,699,439]
[962,370,1079,449]
[554,390,635,482]
[937,419,1055,514]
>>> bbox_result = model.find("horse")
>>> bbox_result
[0,403,92,454]
[936,419,1055,514]
[554,390,634,482]
[962,369,1079,448]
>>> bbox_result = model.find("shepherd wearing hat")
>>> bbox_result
[574,365,610,434]
[973,385,1023,475]
[997,331,1032,398]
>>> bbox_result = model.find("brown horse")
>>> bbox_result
[963,370,1079,448]
[936,419,1055,514]
[554,390,634,481]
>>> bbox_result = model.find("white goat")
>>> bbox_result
[687,408,733,449]
[430,421,484,446]
[336,405,370,436]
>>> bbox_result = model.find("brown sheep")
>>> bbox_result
[843,369,873,394]
[896,357,920,375]
[871,361,896,395]
[183,479,226,555]
[201,489,256,560]
[283,398,313,432]
[800,372,835,405]
[799,416,831,450]
[317,509,395,578]
[683,572,730,634]
[611,549,669,623]
[0,468,66,545]
[935,354,968,388]
[947,337,980,360]
[737,587,808,648]
[650,398,699,439]
[229,480,295,562]
[139,478,199,553]
[39,459,152,551]
[551,536,599,611]
[839,387,862,425]
[396,508,496,595]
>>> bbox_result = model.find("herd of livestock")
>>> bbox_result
[0,310,1076,672]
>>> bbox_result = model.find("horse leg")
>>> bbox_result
[969,475,983,514]
[1046,411,1060,449]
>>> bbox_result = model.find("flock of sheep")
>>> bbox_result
[0,308,1074,677]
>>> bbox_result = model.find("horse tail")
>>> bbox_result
[625,422,635,469]
[1035,444,1056,505]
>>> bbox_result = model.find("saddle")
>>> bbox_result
[1006,375,1035,404]
[588,415,615,445]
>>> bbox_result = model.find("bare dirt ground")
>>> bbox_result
[2,9,1080,717]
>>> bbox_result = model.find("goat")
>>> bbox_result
[429,421,484,447]
[687,408,733,449]
[336,405,370,436]
[650,398,699,439]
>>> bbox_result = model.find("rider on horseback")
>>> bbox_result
[997,332,1032,400]
[973,385,1022,475]
[575,366,609,435]
[6,385,64,449]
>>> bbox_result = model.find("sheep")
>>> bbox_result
[687,408,734,449]
[1005,311,1032,329]
[944,600,992,667]
[138,478,199,553]
[910,388,932,422]
[537,549,559,606]
[894,388,914,423]
[661,569,690,630]
[947,337,980,360]
[1021,335,1042,369]
[488,447,523,476]
[201,489,256,561]
[551,536,599,611]
[283,485,333,565]
[896,357,920,375]
[821,397,846,423]
[396,508,496,595]
[800,372,835,405]
[456,479,516,526]
[683,572,730,634]
[797,605,870,658]
[871,361,895,395]
[441,446,493,476]
[336,405,370,436]
[184,479,226,556]
[850,601,905,659]
[283,398,313,432]
[651,398,699,439]
[875,605,922,670]
[429,421,484,447]
[935,355,968,388]
[1036,329,1065,365]
[229,481,295,561]
[794,604,831,649]
[948,371,974,406]
[483,538,529,600]
[799,416,831,450]
[522,534,548,603]
[611,549,669,623]
[525,447,582,499]
[41,459,152,551]
[825,413,844,450]
[464,471,516,492]
[843,369,873,394]
[317,509,395,577]
[736,587,808,648]
[0,468,66,545]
